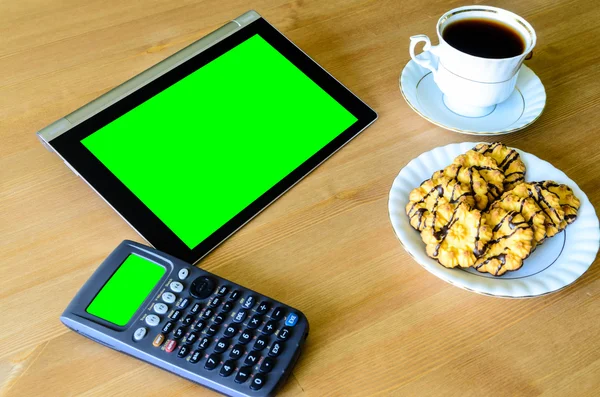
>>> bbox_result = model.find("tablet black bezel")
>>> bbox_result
[50,17,377,264]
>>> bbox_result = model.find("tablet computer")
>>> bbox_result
[37,10,377,264]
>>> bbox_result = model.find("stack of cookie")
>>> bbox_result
[406,143,581,276]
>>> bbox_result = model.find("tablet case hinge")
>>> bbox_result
[36,117,73,151]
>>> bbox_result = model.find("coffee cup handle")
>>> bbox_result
[409,35,439,76]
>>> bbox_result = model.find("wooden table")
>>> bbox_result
[2,0,599,395]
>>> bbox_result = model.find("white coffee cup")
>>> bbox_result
[409,5,536,117]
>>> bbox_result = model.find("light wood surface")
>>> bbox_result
[2,0,600,396]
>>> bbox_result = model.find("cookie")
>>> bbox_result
[405,176,475,231]
[433,165,489,210]
[434,150,505,210]
[541,181,580,224]
[474,208,534,276]
[508,183,567,238]
[489,193,547,245]
[420,202,492,268]
[473,142,526,190]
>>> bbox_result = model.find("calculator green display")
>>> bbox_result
[87,255,165,326]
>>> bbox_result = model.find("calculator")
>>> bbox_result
[61,240,309,396]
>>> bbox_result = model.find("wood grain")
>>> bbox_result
[1,0,599,396]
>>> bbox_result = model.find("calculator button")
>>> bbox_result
[250,373,267,391]
[214,338,229,353]
[206,324,219,336]
[242,296,256,309]
[173,327,185,339]
[178,268,190,280]
[177,345,190,358]
[269,341,283,357]
[153,303,168,315]
[235,366,252,384]
[192,320,206,331]
[162,292,176,304]
[244,351,260,366]
[277,327,292,341]
[256,302,270,315]
[261,320,277,335]
[182,315,194,326]
[190,276,216,299]
[233,309,248,323]
[201,308,214,320]
[285,312,299,327]
[238,329,254,345]
[213,313,226,325]
[271,307,285,320]
[170,281,184,293]
[189,302,202,315]
[229,290,241,301]
[205,354,220,370]
[259,357,275,373]
[177,298,190,309]
[247,315,262,330]
[253,335,268,351]
[153,333,165,347]
[209,296,222,308]
[222,301,234,313]
[162,321,175,333]
[186,332,199,344]
[223,324,239,338]
[169,310,182,320]
[165,339,177,353]
[220,360,236,377]
[145,314,160,327]
[217,285,229,296]
[133,327,147,341]
[198,337,211,350]
[230,344,244,360]
[189,350,202,364]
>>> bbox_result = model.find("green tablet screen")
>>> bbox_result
[87,255,165,326]
[82,34,357,249]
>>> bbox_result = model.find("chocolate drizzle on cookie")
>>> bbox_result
[478,211,530,258]
[407,177,476,231]
[498,150,520,172]
[473,215,485,257]
[431,204,463,257]
[529,184,563,227]
[473,142,525,189]
[410,208,427,230]
[541,181,581,224]
[474,252,507,275]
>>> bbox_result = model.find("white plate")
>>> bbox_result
[388,142,600,298]
[400,60,546,135]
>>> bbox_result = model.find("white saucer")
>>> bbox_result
[399,61,546,135]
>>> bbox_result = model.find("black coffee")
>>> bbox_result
[442,18,525,59]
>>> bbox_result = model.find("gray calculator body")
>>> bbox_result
[61,240,309,397]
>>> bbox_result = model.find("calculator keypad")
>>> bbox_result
[141,268,306,396]
[169,310,182,320]
[220,360,235,377]
[152,333,165,347]
[145,314,160,326]
[170,281,184,293]
[153,303,168,314]
[162,292,176,304]
[190,276,215,299]
[133,327,147,341]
